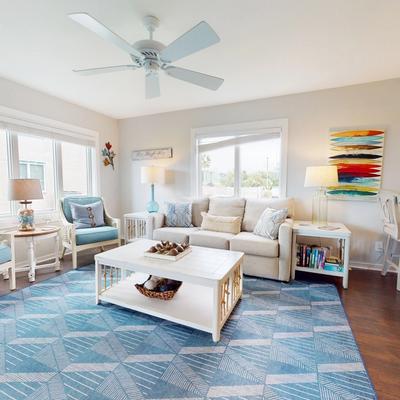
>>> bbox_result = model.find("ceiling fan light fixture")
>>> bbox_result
[70,13,223,99]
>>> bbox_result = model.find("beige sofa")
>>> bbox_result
[153,197,294,282]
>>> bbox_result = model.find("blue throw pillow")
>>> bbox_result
[165,202,192,228]
[70,201,105,229]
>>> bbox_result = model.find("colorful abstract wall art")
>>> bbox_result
[328,129,384,199]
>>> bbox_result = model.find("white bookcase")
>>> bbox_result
[291,221,351,289]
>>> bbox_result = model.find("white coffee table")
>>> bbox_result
[94,239,244,342]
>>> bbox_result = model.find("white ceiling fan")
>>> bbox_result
[69,13,224,99]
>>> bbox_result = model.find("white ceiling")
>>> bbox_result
[1,0,400,119]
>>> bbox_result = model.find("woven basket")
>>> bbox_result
[135,279,182,301]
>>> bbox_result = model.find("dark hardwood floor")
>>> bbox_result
[1,252,399,399]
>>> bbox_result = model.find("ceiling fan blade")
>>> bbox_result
[160,21,220,63]
[164,66,223,90]
[69,13,144,60]
[146,73,160,99]
[73,65,138,75]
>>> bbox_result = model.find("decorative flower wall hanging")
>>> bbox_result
[102,142,116,170]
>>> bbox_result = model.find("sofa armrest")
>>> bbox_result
[278,218,293,282]
[105,215,120,229]
[153,213,165,230]
[59,211,76,245]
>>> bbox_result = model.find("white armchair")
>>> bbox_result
[0,232,16,290]
[60,196,121,269]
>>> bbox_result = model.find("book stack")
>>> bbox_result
[296,245,343,272]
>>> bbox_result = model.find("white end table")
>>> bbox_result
[291,221,351,289]
[13,227,61,282]
[123,212,163,242]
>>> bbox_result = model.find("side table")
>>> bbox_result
[291,221,351,289]
[124,212,163,243]
[13,227,61,282]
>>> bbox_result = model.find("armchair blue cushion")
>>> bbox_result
[62,196,104,223]
[0,243,11,264]
[75,226,119,246]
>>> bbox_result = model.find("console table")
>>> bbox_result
[291,221,351,288]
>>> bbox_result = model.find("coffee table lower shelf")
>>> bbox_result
[98,273,226,340]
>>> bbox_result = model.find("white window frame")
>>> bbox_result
[0,106,99,225]
[191,119,288,198]
[19,160,46,191]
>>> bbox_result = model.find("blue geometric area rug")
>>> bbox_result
[0,265,376,400]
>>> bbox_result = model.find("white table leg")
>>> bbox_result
[54,234,61,271]
[27,237,36,283]
[95,260,101,305]
[343,238,350,289]
[212,282,222,342]
[291,232,298,280]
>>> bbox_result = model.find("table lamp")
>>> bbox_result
[141,166,165,213]
[8,179,43,231]
[304,166,338,225]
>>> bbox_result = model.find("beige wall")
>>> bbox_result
[118,78,400,266]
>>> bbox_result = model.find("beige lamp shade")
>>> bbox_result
[8,179,43,201]
[141,166,165,184]
[304,166,338,187]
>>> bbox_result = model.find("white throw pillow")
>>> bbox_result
[201,212,242,234]
[253,208,288,240]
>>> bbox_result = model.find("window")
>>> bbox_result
[200,142,235,197]
[17,134,55,211]
[0,122,97,219]
[0,129,11,215]
[193,120,288,198]
[19,161,45,189]
[60,142,90,196]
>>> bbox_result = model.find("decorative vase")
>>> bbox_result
[312,189,328,225]
[18,206,35,231]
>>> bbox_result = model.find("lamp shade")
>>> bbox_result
[304,166,338,188]
[8,179,43,201]
[141,166,165,184]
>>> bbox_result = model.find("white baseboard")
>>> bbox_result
[350,260,398,273]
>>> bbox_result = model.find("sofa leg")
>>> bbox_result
[72,250,78,269]
[100,246,105,252]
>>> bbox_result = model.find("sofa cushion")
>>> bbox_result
[165,202,192,227]
[0,243,11,264]
[192,198,209,227]
[230,231,278,257]
[75,226,118,246]
[253,208,288,240]
[201,212,242,234]
[209,197,246,218]
[153,227,199,243]
[189,230,236,250]
[70,201,105,229]
[242,198,294,232]
[62,196,103,223]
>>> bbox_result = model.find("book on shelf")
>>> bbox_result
[296,244,343,271]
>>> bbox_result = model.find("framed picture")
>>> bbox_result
[328,128,385,200]
[131,147,173,161]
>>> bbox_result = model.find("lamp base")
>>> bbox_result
[146,200,159,213]
[18,205,35,231]
[312,189,328,225]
